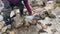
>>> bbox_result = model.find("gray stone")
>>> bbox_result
[0,15,3,22]
[13,14,24,28]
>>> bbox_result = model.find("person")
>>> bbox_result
[2,0,33,25]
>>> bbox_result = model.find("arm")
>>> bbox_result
[23,0,32,15]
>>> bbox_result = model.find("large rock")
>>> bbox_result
[13,14,24,28]
[24,16,38,25]
[24,16,34,26]
[44,1,57,11]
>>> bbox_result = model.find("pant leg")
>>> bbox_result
[17,2,24,16]
[23,0,32,15]
[2,0,12,25]
[2,8,12,25]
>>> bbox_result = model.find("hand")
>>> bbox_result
[32,11,35,15]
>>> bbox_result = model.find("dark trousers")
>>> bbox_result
[2,0,24,25]
[10,2,24,16]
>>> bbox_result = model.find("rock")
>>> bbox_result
[13,9,19,14]
[0,21,5,29]
[39,17,51,25]
[0,15,3,21]
[0,32,2,34]
[28,25,38,34]
[38,29,47,34]
[3,33,7,34]
[38,17,52,29]
[44,1,57,11]
[31,20,37,25]
[2,26,7,33]
[35,0,43,6]
[45,23,52,26]
[10,11,15,18]
[33,8,55,19]
[54,32,59,34]
[9,29,17,34]
[29,0,43,7]
[39,32,48,34]
[51,28,57,33]
[24,21,30,27]
[36,24,42,31]
[56,0,60,3]
[33,8,43,14]
[0,0,4,12]
[48,14,56,18]
[10,9,19,18]
[24,16,34,23]
[42,24,48,29]
[13,14,24,28]
[6,24,11,30]
[25,16,34,20]
[24,16,38,25]
[52,7,60,16]
[33,13,41,20]
[9,31,15,34]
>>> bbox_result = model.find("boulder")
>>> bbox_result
[13,14,24,28]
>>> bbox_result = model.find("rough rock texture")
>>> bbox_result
[0,0,60,34]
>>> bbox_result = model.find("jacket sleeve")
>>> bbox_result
[23,0,32,14]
